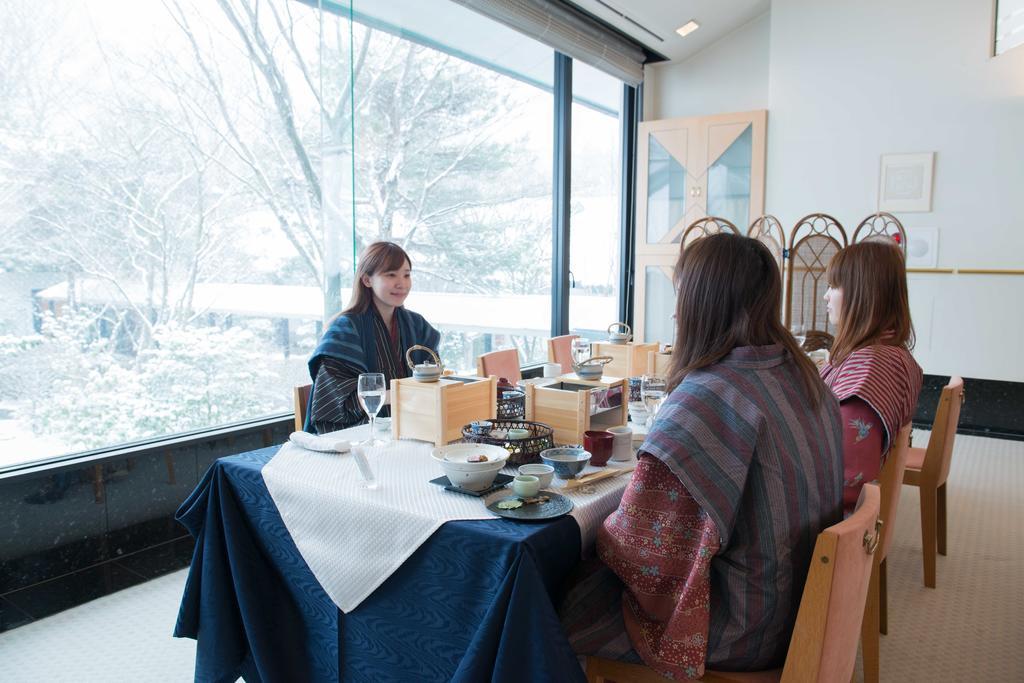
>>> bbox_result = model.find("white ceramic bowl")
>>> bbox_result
[431,444,510,491]
[517,463,554,489]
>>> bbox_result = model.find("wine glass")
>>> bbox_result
[640,375,667,428]
[357,373,386,446]
[571,338,591,366]
[790,323,807,351]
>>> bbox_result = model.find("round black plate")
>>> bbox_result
[487,492,573,521]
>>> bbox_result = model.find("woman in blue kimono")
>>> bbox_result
[305,241,440,433]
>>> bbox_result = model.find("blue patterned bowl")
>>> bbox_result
[540,447,591,479]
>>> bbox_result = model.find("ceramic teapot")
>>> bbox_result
[406,345,444,382]
[573,355,613,381]
[607,322,632,345]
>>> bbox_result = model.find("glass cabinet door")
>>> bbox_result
[633,254,677,345]
[645,134,687,246]
[636,121,694,255]
[706,123,753,231]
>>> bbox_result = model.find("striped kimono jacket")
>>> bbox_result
[305,306,440,434]
[598,345,843,676]
[820,344,923,513]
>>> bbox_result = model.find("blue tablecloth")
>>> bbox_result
[174,446,588,683]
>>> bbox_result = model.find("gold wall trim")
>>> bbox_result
[905,268,1024,275]
[956,269,1024,276]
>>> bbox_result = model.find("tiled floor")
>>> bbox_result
[0,569,197,682]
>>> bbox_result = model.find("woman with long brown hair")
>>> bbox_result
[305,241,439,433]
[561,234,843,679]
[821,240,922,513]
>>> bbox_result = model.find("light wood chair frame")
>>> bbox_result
[861,423,912,683]
[903,377,965,588]
[294,384,311,433]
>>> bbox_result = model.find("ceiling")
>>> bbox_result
[567,0,771,64]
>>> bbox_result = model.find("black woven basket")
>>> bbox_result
[461,420,554,466]
[496,390,526,420]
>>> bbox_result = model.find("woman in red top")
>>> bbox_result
[821,240,923,514]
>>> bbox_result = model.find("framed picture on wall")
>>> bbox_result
[878,152,934,212]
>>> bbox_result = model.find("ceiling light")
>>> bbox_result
[675,20,700,38]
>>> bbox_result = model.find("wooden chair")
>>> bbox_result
[861,423,912,683]
[294,384,311,433]
[585,484,882,683]
[903,376,965,588]
[852,212,907,256]
[476,348,522,384]
[647,349,671,377]
[548,334,579,374]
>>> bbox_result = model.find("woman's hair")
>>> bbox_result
[666,233,827,407]
[340,241,412,316]
[825,240,914,365]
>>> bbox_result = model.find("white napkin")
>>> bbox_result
[288,431,352,453]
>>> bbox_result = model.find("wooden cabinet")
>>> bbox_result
[634,110,767,342]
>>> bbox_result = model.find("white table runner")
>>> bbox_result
[262,426,630,613]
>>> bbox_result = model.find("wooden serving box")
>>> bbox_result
[591,341,660,378]
[391,375,496,446]
[647,349,672,377]
[523,376,628,445]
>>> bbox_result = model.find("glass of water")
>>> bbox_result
[790,323,807,351]
[357,373,386,446]
[641,375,667,428]
[571,338,591,366]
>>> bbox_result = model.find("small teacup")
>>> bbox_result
[584,430,614,467]
[607,425,633,462]
[469,420,493,436]
[518,463,554,489]
[512,475,541,498]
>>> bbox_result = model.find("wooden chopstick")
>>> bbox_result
[563,465,635,490]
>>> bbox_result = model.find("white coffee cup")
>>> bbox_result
[607,425,633,462]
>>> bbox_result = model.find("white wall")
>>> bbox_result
[643,12,770,120]
[646,0,1024,382]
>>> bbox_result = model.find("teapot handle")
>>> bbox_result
[607,322,632,337]
[406,344,442,371]
[574,355,614,369]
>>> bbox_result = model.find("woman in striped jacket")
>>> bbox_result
[821,240,923,514]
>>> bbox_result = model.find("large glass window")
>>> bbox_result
[1,0,331,467]
[0,0,625,469]
[321,1,555,371]
[996,0,1024,55]
[569,61,623,342]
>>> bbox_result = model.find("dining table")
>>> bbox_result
[173,424,633,683]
